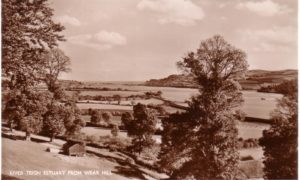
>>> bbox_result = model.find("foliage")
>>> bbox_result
[160,35,248,179]
[104,137,129,152]
[111,124,119,137]
[234,109,246,121]
[62,102,85,138]
[112,95,121,105]
[2,0,84,143]
[85,135,98,143]
[42,103,66,141]
[95,135,131,151]
[259,80,297,179]
[3,89,50,133]
[42,48,70,98]
[2,0,65,90]
[121,112,134,129]
[102,111,113,124]
[257,79,297,96]
[237,137,259,149]
[124,103,157,154]
[90,109,102,124]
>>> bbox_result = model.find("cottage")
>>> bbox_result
[62,139,86,156]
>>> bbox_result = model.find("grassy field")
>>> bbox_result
[239,147,264,160]
[76,103,132,110]
[78,98,164,106]
[2,138,125,180]
[237,121,270,139]
[68,90,143,97]
[81,120,267,145]
[81,127,162,144]
[81,115,122,125]
[239,160,264,179]
[73,84,282,120]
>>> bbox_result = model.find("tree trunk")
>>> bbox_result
[50,135,54,142]
[25,131,31,141]
[9,123,13,132]
[139,138,142,155]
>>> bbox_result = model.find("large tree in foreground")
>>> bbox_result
[2,0,65,135]
[2,0,65,91]
[259,80,297,179]
[159,35,248,179]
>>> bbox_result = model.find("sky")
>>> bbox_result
[49,0,298,81]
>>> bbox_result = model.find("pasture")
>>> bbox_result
[76,83,275,152]
[73,84,282,120]
[80,120,268,146]
[81,127,162,144]
[78,98,164,106]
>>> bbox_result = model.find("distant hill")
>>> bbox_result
[145,69,298,90]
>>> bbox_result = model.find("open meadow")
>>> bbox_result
[72,83,282,120]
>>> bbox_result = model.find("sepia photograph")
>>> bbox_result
[1,0,298,179]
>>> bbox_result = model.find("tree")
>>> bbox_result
[121,112,134,129]
[102,111,113,125]
[160,35,248,179]
[259,80,297,179]
[126,103,157,154]
[2,0,66,138]
[42,103,66,141]
[111,124,119,137]
[157,91,162,97]
[42,48,71,94]
[90,110,102,124]
[3,89,50,138]
[113,95,121,105]
[63,102,85,138]
[2,0,65,91]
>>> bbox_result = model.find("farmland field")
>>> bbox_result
[73,83,282,120]
[76,82,276,155]
[76,103,132,110]
[237,121,270,139]
[78,98,164,106]
[81,121,269,145]
[81,115,122,125]
[79,90,143,96]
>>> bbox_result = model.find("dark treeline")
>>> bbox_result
[257,79,297,95]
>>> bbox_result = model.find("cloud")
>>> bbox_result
[68,31,127,50]
[137,0,205,26]
[237,26,296,52]
[94,31,127,45]
[55,15,81,26]
[236,0,290,17]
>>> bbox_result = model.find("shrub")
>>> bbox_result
[125,157,135,165]
[85,135,98,143]
[103,137,130,151]
[240,155,254,161]
[111,124,119,137]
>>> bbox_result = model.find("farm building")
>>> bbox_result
[62,139,86,156]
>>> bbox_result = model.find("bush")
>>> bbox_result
[237,138,259,149]
[85,135,98,143]
[139,145,160,162]
[240,155,254,161]
[111,125,119,137]
[125,157,135,165]
[103,137,131,151]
